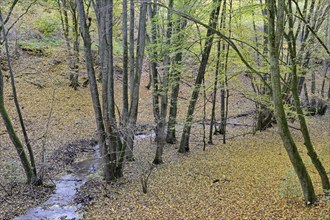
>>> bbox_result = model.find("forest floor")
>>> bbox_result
[0,47,329,219]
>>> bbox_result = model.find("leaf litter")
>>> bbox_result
[0,46,329,219]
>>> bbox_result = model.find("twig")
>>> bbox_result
[288,124,301,131]
[39,87,57,182]
[0,181,12,196]
[24,79,45,89]
[140,162,155,194]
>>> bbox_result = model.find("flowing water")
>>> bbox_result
[14,145,100,220]
[15,132,154,220]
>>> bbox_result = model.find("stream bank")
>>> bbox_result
[14,129,155,220]
[14,142,100,220]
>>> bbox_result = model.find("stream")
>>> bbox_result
[14,132,154,220]
[14,145,100,220]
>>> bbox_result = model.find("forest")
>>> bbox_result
[0,0,329,219]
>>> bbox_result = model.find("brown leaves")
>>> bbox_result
[84,125,330,219]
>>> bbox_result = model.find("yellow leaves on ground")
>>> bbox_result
[85,119,330,219]
[0,45,329,219]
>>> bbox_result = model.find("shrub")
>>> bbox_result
[34,17,60,37]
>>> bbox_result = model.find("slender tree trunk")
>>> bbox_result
[120,0,129,170]
[57,0,72,66]
[69,2,80,90]
[57,0,79,90]
[220,0,233,144]
[122,0,129,124]
[0,11,38,184]
[286,0,330,194]
[151,0,173,164]
[255,0,273,131]
[71,3,79,68]
[125,0,148,160]
[320,60,328,99]
[150,42,162,164]
[165,52,182,144]
[303,82,310,105]
[309,70,317,115]
[149,0,165,164]
[149,0,162,164]
[166,18,187,144]
[107,0,120,179]
[0,69,35,184]
[129,0,135,98]
[76,0,113,182]
[99,0,113,179]
[218,0,226,137]
[208,40,220,143]
[123,0,136,160]
[179,0,221,153]
[268,0,316,205]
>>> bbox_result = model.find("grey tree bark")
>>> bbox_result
[58,0,80,90]
[267,0,316,205]
[285,0,330,195]
[0,10,38,185]
[149,0,173,164]
[125,0,148,160]
[179,0,221,153]
[76,0,114,182]
[166,18,187,144]
[122,0,129,126]
[208,40,220,144]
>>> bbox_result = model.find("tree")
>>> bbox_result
[76,0,114,181]
[148,0,173,164]
[179,0,221,153]
[267,0,316,205]
[166,1,189,144]
[57,0,80,90]
[122,0,149,161]
[284,0,329,195]
[293,0,329,115]
[0,7,39,185]
[254,0,273,131]
[209,0,232,144]
[217,0,231,143]
[78,0,149,180]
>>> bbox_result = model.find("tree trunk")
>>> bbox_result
[149,0,162,164]
[125,0,148,160]
[122,0,129,124]
[122,0,136,160]
[109,0,122,179]
[0,69,36,184]
[129,0,135,99]
[166,18,187,144]
[286,0,330,194]
[208,40,220,144]
[268,0,316,205]
[166,52,181,144]
[57,0,79,90]
[179,0,221,153]
[76,0,113,182]
[0,11,38,184]
[69,1,80,90]
[150,0,173,164]
[255,0,273,132]
[57,0,72,66]
[217,0,227,137]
